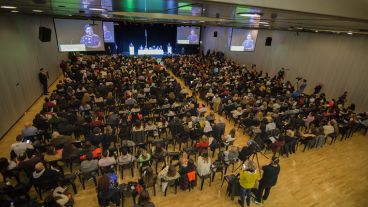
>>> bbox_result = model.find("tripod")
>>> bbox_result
[234,148,269,177]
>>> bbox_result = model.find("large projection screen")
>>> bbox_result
[54,18,105,52]
[177,26,201,45]
[230,29,258,52]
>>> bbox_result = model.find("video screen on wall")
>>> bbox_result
[103,22,115,43]
[230,29,258,52]
[177,26,200,44]
[54,18,105,52]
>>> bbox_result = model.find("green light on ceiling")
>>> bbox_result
[178,2,192,11]
[51,0,80,15]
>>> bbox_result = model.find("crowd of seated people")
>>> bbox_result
[1,52,368,207]
[0,54,252,207]
[165,52,368,156]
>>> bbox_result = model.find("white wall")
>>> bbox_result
[0,14,67,137]
[202,26,368,112]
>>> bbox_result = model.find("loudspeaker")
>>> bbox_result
[39,27,51,42]
[214,31,217,37]
[265,37,272,46]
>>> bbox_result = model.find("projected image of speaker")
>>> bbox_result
[265,37,272,46]
[39,27,51,42]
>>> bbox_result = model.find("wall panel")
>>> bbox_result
[0,14,67,137]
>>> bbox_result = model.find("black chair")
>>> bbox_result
[211,163,224,182]
[78,170,98,190]
[1,168,20,184]
[326,133,337,145]
[163,178,179,196]
[167,152,181,164]
[183,147,197,160]
[59,173,78,194]
[118,162,135,179]
[138,160,152,176]
[100,165,117,175]
[198,173,212,190]
[63,155,81,173]
[224,159,237,174]
[152,155,167,174]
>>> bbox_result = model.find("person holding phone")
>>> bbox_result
[238,161,258,207]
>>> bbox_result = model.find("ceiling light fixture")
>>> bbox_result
[315,30,319,33]
[1,5,17,9]
[259,21,268,24]
[297,27,303,30]
[11,10,19,13]
[199,20,205,23]
[32,9,43,13]
[238,13,261,18]
[347,31,353,35]
[89,8,105,11]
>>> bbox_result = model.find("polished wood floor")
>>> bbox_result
[1,73,368,207]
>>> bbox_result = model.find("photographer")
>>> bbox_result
[238,161,258,207]
[254,157,280,204]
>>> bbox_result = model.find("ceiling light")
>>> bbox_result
[89,8,105,11]
[297,27,303,30]
[199,20,205,23]
[1,5,17,9]
[11,10,19,13]
[315,30,319,33]
[238,13,261,18]
[347,31,353,35]
[32,9,43,13]
[259,21,268,24]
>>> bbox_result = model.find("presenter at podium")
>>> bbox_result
[167,43,172,55]
[129,43,135,55]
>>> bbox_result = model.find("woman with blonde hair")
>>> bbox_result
[238,160,258,207]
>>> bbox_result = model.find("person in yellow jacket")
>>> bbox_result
[238,161,259,207]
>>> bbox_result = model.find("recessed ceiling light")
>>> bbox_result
[297,27,303,30]
[347,31,353,35]
[199,20,205,23]
[11,10,19,13]
[1,5,17,9]
[32,9,43,13]
[89,8,105,11]
[315,30,319,33]
[238,13,261,18]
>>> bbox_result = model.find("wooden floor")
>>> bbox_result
[1,73,368,207]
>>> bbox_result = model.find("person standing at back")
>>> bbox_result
[238,161,258,207]
[39,68,49,95]
[254,157,280,204]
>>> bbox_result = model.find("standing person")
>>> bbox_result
[238,161,258,207]
[298,79,307,93]
[39,68,49,95]
[254,157,280,204]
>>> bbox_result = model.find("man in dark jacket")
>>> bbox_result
[38,68,49,95]
[255,157,281,204]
